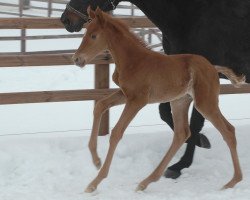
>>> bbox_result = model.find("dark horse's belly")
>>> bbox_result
[163,1,250,82]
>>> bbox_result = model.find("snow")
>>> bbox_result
[1,124,250,200]
[1,4,250,200]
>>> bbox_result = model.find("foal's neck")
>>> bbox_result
[105,28,147,71]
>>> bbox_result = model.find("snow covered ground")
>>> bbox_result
[1,124,250,200]
[1,3,250,200]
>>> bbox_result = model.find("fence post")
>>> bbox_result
[19,0,26,53]
[24,0,30,10]
[95,64,110,136]
[48,0,52,17]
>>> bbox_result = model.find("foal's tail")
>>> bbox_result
[215,65,246,88]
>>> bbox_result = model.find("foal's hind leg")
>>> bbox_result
[88,90,125,169]
[137,95,192,191]
[159,103,209,148]
[195,102,242,189]
[165,107,209,179]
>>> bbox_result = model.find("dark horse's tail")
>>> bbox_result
[215,65,246,88]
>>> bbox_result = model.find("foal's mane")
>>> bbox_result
[103,13,148,49]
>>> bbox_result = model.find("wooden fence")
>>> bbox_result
[0,0,139,18]
[0,0,162,53]
[0,17,250,135]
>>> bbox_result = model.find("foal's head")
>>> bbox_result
[73,7,108,68]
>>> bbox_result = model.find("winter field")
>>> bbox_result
[1,2,250,200]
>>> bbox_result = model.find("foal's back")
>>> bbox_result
[139,51,219,103]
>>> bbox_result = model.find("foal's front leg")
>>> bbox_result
[85,98,147,193]
[89,90,125,169]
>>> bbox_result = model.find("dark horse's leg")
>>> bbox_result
[160,35,210,179]
[159,103,211,179]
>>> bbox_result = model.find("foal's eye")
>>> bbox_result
[91,34,97,39]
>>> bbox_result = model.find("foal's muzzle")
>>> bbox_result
[72,55,86,68]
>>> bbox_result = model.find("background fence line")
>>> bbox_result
[1,2,249,135]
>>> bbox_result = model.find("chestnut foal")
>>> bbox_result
[73,8,245,192]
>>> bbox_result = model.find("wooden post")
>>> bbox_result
[148,30,152,44]
[95,64,110,136]
[48,0,52,17]
[131,3,134,16]
[23,0,30,10]
[20,29,26,53]
[19,0,26,53]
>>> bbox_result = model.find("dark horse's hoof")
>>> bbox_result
[164,169,181,179]
[196,133,211,149]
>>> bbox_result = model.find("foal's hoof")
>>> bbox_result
[135,184,146,192]
[221,178,241,190]
[221,184,233,190]
[164,169,181,179]
[197,133,211,149]
[85,185,97,193]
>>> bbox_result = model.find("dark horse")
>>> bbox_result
[61,0,250,179]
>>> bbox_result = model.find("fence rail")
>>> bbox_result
[1,84,250,106]
[0,17,155,29]
[0,53,112,67]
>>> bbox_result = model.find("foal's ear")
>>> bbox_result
[95,7,106,28]
[87,6,95,19]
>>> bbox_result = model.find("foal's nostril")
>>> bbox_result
[74,57,79,64]
[73,56,86,67]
